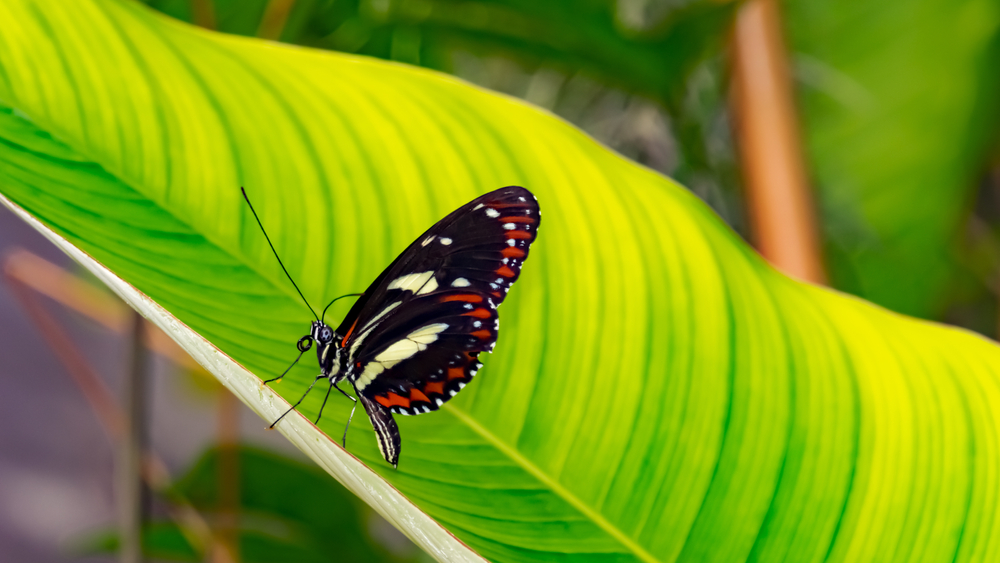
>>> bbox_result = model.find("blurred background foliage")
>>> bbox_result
[83,446,427,562]
[144,0,1000,335]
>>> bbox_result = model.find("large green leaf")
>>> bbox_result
[786,0,1000,320]
[3,1,1000,562]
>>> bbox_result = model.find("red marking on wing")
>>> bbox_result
[495,265,516,278]
[410,388,430,403]
[470,329,492,339]
[425,380,445,395]
[463,308,491,319]
[342,318,360,343]
[499,216,536,224]
[502,247,526,258]
[506,231,532,240]
[375,392,411,409]
[441,294,483,303]
[447,367,466,380]
[491,291,502,298]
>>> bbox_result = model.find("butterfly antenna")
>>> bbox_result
[241,187,319,321]
[321,293,365,324]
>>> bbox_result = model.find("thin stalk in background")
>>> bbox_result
[212,391,241,563]
[190,0,216,30]
[120,311,149,563]
[258,0,297,40]
[730,0,826,284]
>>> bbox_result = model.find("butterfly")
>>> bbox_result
[242,186,540,467]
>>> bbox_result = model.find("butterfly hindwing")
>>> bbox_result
[357,393,401,468]
[341,186,539,439]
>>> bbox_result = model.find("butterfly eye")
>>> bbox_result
[297,335,313,352]
[320,327,333,342]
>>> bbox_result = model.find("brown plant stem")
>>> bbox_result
[257,0,297,41]
[731,0,826,283]
[190,0,217,30]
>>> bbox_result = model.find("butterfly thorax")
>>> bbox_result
[310,321,344,381]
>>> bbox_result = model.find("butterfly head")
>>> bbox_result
[310,321,337,344]
[306,321,344,377]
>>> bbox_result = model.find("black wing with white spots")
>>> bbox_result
[338,186,539,466]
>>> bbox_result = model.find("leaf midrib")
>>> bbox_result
[447,405,661,563]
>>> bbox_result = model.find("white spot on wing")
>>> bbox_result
[350,328,373,361]
[377,340,422,362]
[388,271,434,293]
[422,236,435,246]
[435,398,443,406]
[408,323,448,344]
[416,276,438,295]
[439,237,452,245]
[371,323,448,367]
[473,203,484,210]
[360,302,400,333]
[503,223,515,230]
[485,208,500,218]
[451,277,470,288]
[354,362,385,391]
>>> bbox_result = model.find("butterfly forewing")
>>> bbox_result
[340,187,539,464]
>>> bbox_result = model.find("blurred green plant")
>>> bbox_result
[82,446,426,562]
[3,1,1000,562]
[786,0,1000,324]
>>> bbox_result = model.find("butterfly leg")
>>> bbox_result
[315,381,335,426]
[268,373,324,429]
[333,381,357,448]
[263,348,307,387]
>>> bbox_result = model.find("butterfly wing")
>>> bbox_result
[340,186,540,466]
[357,393,401,467]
